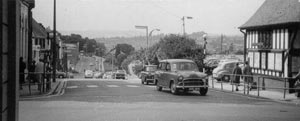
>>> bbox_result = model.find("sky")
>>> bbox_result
[33,0,265,38]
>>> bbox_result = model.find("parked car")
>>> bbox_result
[212,61,244,82]
[155,59,208,95]
[113,70,127,79]
[94,71,103,78]
[140,65,157,85]
[84,70,94,78]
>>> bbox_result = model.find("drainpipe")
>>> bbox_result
[240,29,247,63]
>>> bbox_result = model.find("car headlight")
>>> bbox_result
[178,76,184,82]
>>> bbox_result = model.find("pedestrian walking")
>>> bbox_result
[232,63,242,91]
[243,61,253,90]
[19,57,26,90]
[35,60,44,91]
[27,60,36,83]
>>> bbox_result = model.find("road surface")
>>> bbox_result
[19,78,300,121]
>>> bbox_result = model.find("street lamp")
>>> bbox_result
[149,29,160,48]
[182,16,193,36]
[135,25,149,64]
[203,33,208,55]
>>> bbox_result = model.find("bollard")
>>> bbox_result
[262,77,265,90]
[257,77,260,97]
[243,76,246,95]
[283,78,286,99]
[211,76,214,88]
[221,79,223,90]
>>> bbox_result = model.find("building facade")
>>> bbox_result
[1,0,34,120]
[240,0,300,78]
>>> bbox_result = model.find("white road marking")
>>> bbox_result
[66,86,78,89]
[126,85,139,87]
[145,86,156,88]
[106,85,119,87]
[86,85,98,88]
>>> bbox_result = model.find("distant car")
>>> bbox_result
[84,70,94,78]
[94,71,103,78]
[155,59,208,95]
[56,70,66,78]
[113,70,127,79]
[140,65,157,85]
[212,61,244,82]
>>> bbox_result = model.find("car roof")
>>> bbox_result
[160,59,194,63]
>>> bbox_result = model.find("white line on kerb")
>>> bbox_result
[126,85,139,87]
[86,85,98,88]
[66,86,78,89]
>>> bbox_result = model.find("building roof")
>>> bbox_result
[240,0,300,29]
[160,59,195,63]
[32,19,47,38]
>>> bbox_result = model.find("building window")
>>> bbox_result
[258,30,272,49]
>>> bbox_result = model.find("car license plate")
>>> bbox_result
[194,88,200,91]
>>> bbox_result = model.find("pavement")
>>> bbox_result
[19,78,66,99]
[208,76,300,105]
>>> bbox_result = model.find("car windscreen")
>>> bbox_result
[171,62,198,71]
[146,66,157,71]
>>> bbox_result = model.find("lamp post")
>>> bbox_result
[135,25,149,64]
[203,33,208,55]
[182,16,193,36]
[149,28,160,47]
[52,0,57,82]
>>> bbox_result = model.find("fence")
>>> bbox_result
[210,73,298,99]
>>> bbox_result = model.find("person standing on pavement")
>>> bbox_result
[243,61,253,90]
[35,59,44,91]
[19,57,26,90]
[232,62,242,91]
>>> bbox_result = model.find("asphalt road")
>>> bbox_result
[19,79,300,121]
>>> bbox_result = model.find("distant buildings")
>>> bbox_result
[240,0,300,79]
[62,43,80,70]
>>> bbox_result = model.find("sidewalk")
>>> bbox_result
[19,78,64,99]
[208,77,300,105]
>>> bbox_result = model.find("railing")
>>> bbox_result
[210,73,298,99]
[20,72,53,95]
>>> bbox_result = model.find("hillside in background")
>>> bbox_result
[94,32,244,54]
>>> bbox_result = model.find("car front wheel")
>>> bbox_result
[199,87,208,96]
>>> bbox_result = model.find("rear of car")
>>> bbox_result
[84,70,94,78]
[212,61,243,82]
[114,70,126,79]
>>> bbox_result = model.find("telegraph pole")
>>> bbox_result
[52,0,57,82]
[221,34,223,54]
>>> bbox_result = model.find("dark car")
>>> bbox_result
[140,65,157,85]
[155,59,208,95]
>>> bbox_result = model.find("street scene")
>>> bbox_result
[2,0,300,121]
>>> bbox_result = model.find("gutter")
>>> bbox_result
[240,29,247,63]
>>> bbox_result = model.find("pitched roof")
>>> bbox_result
[240,0,300,29]
[32,19,47,38]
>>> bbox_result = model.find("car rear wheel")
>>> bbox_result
[199,87,208,96]
[170,81,178,95]
[222,75,230,82]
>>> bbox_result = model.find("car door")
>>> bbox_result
[156,62,165,86]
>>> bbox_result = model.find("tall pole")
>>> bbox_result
[53,0,57,82]
[221,34,223,54]
[182,17,185,36]
[146,27,149,65]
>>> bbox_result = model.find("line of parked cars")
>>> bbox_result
[140,59,209,96]
[86,69,127,79]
